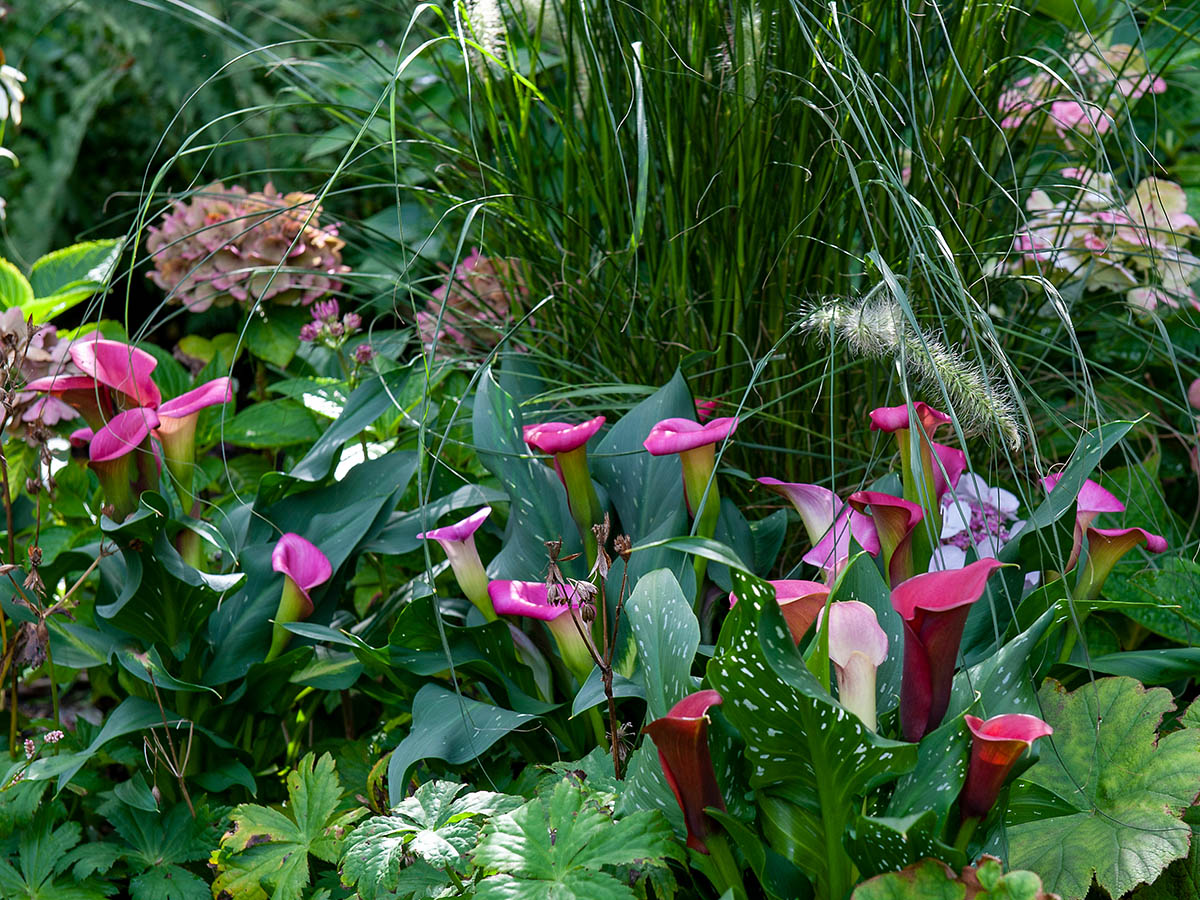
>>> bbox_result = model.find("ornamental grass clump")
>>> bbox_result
[146,183,349,312]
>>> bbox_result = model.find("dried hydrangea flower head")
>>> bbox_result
[417,248,528,360]
[146,183,349,312]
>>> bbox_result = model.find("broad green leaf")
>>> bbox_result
[851,856,1056,900]
[224,399,323,448]
[1105,557,1200,645]
[387,685,538,805]
[1008,677,1200,899]
[28,238,121,298]
[472,779,677,898]
[623,568,700,720]
[846,810,962,879]
[0,259,33,309]
[591,371,694,587]
[707,570,917,899]
[571,667,644,717]
[129,866,209,900]
[473,367,583,579]
[707,809,811,900]
[341,781,523,899]
[886,714,969,826]
[212,753,358,900]
[244,307,307,368]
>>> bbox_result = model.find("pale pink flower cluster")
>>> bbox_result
[996,169,1200,312]
[146,183,350,313]
[998,35,1166,145]
[299,299,361,347]
[0,308,82,436]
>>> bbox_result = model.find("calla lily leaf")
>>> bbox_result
[846,809,963,880]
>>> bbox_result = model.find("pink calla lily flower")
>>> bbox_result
[694,399,718,422]
[1076,526,1167,601]
[643,690,727,854]
[892,558,1006,742]
[848,491,924,585]
[960,714,1053,820]
[417,508,495,620]
[869,402,952,439]
[931,443,968,499]
[1042,473,1126,572]
[757,478,880,580]
[644,416,738,515]
[818,601,888,732]
[266,533,332,661]
[488,580,594,683]
[523,417,605,562]
[730,579,830,644]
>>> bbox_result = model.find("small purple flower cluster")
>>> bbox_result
[299,299,362,347]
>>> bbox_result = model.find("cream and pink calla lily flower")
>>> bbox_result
[757,477,880,580]
[891,558,1006,742]
[729,579,830,644]
[1075,526,1167,601]
[818,600,888,732]
[960,714,1053,820]
[868,402,964,537]
[416,507,495,620]
[523,416,605,563]
[1042,473,1125,572]
[266,533,332,661]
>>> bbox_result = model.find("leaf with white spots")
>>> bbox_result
[948,604,1057,722]
[708,570,917,896]
[1008,676,1200,899]
[887,714,969,826]
[845,810,962,879]
[624,569,701,721]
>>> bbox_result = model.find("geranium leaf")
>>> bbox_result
[211,753,358,900]
[1008,677,1200,899]
[851,856,1056,900]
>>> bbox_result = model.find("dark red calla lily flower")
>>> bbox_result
[891,558,1006,742]
[643,689,726,853]
[960,713,1053,819]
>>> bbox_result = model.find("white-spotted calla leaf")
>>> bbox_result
[707,569,917,898]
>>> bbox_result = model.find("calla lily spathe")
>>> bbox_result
[892,558,1006,741]
[1042,473,1125,571]
[417,507,495,620]
[847,491,923,585]
[266,533,332,661]
[960,713,1053,820]
[643,690,727,854]
[757,478,879,580]
[488,580,594,684]
[1076,526,1167,601]
[524,416,605,563]
[819,601,888,732]
[729,579,830,644]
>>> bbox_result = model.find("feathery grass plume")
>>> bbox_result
[720,6,768,100]
[463,0,507,75]
[799,293,1023,452]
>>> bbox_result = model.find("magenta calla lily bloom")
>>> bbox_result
[695,399,718,422]
[848,491,924,585]
[523,416,606,454]
[869,402,952,439]
[1042,473,1125,572]
[523,416,605,563]
[1189,377,1200,410]
[758,478,880,580]
[960,714,1053,820]
[266,533,332,661]
[644,417,738,456]
[892,558,1006,742]
[819,600,888,732]
[931,442,968,499]
[488,580,593,683]
[730,579,830,643]
[1076,526,1167,601]
[30,339,231,520]
[643,690,727,854]
[417,507,495,620]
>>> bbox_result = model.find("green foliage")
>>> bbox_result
[0,808,121,900]
[0,240,122,324]
[1008,677,1200,900]
[211,753,363,900]
[851,856,1057,900]
[341,781,523,900]
[472,778,679,900]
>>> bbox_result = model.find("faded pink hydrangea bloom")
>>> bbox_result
[998,34,1165,146]
[993,169,1200,312]
[146,183,350,312]
[417,248,528,360]
[0,309,84,441]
